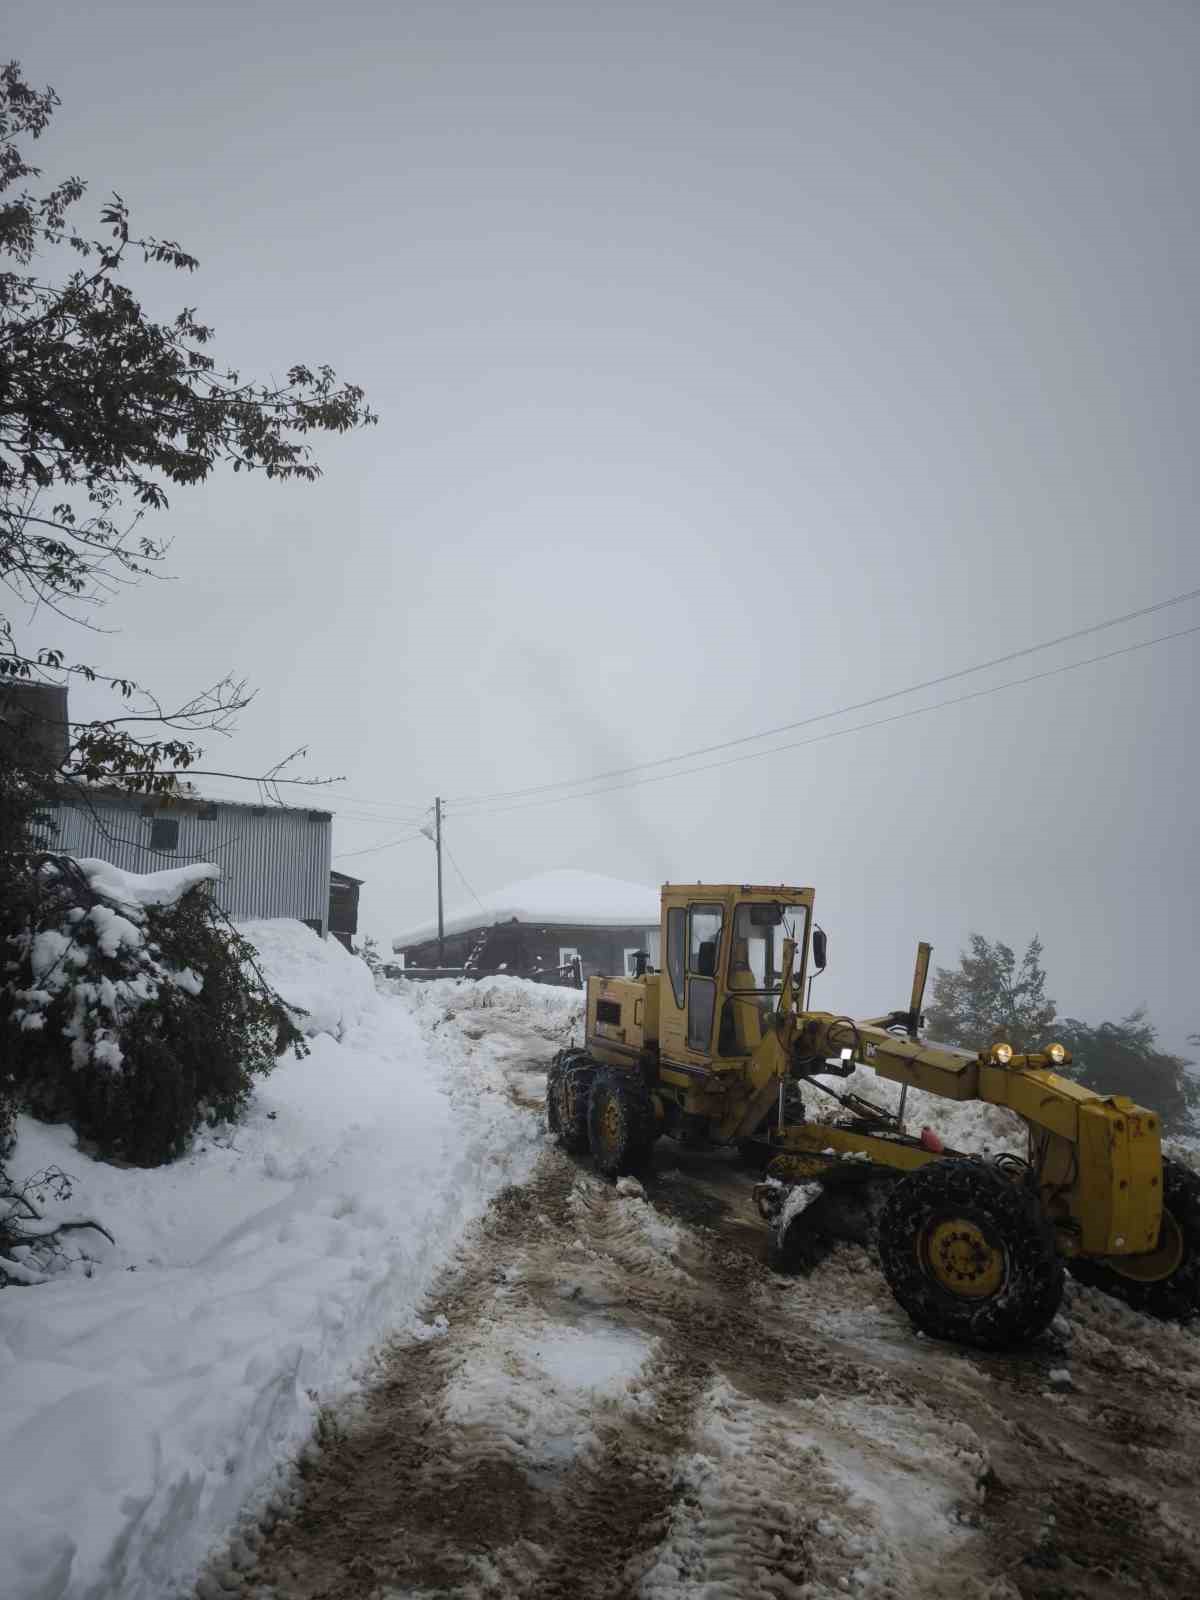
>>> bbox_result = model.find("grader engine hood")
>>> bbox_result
[587,974,660,1063]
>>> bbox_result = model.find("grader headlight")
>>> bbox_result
[990,1043,1014,1066]
[1046,1042,1067,1066]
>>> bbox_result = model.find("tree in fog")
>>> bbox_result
[1058,1012,1199,1135]
[924,934,1056,1052]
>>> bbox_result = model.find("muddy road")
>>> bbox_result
[200,1012,1200,1600]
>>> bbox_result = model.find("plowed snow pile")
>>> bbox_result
[0,928,562,1600]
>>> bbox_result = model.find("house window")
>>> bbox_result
[149,816,180,852]
[559,946,580,972]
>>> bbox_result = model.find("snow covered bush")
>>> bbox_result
[0,1163,113,1286]
[0,1061,15,1163]
[2,855,308,1167]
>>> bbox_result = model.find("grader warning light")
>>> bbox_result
[547,882,1199,1351]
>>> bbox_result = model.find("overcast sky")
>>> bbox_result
[8,0,1198,1050]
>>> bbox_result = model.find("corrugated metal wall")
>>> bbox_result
[42,796,333,933]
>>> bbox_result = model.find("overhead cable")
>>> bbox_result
[447,583,1200,811]
[444,841,488,916]
[448,621,1200,819]
[333,830,428,861]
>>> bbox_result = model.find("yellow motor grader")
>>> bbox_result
[546,882,1200,1349]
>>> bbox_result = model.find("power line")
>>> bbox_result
[443,839,487,916]
[446,583,1200,811]
[333,829,429,861]
[318,791,431,815]
[448,620,1200,819]
[325,809,439,826]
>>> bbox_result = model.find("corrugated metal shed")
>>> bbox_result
[41,789,333,933]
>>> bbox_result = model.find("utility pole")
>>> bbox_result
[435,795,444,967]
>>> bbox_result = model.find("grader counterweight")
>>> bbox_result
[545,882,1200,1349]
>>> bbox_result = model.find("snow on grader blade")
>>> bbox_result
[545,883,1200,1351]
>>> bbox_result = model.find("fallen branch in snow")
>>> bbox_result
[0,1164,114,1287]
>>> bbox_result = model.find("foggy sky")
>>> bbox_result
[7,1,1198,1051]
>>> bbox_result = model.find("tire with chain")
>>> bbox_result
[1067,1158,1200,1323]
[878,1158,1063,1349]
[587,1069,656,1178]
[546,1050,593,1155]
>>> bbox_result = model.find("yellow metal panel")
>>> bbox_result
[985,1068,1120,1145]
[1076,1101,1163,1256]
[777,1123,939,1172]
[588,975,652,1053]
[860,1034,980,1100]
[641,974,660,1042]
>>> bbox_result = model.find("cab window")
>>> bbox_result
[717,901,809,1056]
[688,904,723,977]
[666,906,685,1007]
[686,902,723,1051]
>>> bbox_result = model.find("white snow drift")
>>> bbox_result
[0,922,545,1600]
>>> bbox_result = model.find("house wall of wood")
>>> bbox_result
[329,871,362,950]
[400,920,660,981]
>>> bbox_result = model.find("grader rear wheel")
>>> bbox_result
[587,1070,655,1178]
[878,1158,1063,1349]
[1068,1159,1200,1323]
[546,1053,591,1155]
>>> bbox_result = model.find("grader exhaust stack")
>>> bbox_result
[907,941,932,1039]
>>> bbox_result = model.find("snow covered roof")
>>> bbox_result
[392,869,661,950]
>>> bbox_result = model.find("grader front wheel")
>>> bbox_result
[878,1159,1064,1350]
[1068,1159,1200,1323]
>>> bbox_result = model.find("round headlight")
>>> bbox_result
[1046,1042,1066,1065]
[991,1042,1014,1066]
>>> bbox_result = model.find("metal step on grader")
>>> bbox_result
[545,882,1200,1349]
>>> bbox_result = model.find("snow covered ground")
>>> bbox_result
[0,927,557,1600]
[3,931,1197,1600]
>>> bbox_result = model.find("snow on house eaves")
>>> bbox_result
[392,869,661,951]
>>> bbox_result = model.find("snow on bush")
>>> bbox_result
[3,856,305,1168]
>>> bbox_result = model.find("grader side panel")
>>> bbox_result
[586,973,659,1065]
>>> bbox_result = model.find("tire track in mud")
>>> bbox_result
[648,1154,1200,1600]
[196,1025,1200,1600]
[201,1149,996,1600]
[645,1154,1200,1600]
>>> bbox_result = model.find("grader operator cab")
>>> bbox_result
[546,882,1200,1349]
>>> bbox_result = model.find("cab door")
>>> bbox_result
[658,896,726,1067]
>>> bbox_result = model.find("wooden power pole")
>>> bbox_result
[435,795,444,966]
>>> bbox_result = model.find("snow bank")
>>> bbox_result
[239,917,377,1038]
[400,971,587,1025]
[0,925,546,1600]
